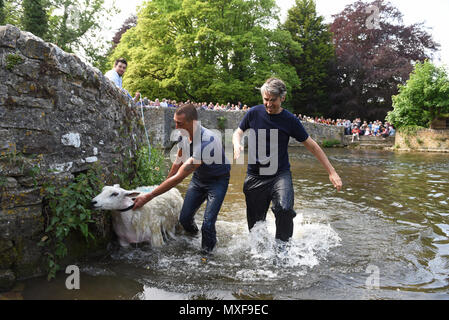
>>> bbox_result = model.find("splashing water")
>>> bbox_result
[134,214,341,300]
[216,215,342,281]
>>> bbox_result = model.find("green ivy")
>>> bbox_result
[6,53,23,71]
[116,146,166,190]
[39,164,104,280]
[321,139,341,148]
[398,125,425,137]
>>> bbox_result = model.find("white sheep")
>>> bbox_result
[91,184,183,247]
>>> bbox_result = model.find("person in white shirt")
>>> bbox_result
[105,58,140,103]
[160,98,168,107]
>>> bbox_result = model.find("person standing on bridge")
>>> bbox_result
[105,58,140,103]
[232,77,342,247]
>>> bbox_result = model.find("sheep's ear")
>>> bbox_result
[113,184,120,188]
[125,192,140,198]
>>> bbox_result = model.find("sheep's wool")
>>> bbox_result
[130,188,183,246]
[93,185,184,247]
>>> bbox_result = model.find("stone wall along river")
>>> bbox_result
[0,25,146,290]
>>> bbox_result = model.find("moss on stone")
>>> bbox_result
[6,54,23,71]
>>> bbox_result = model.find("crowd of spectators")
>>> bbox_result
[137,97,395,141]
[297,114,396,140]
[137,97,249,111]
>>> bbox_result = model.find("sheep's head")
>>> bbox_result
[91,184,141,211]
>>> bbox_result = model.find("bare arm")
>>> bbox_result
[167,148,183,179]
[232,128,244,160]
[133,157,201,210]
[302,137,342,191]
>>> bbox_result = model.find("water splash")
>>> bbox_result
[215,215,342,281]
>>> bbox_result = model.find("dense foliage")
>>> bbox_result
[386,61,449,128]
[283,0,335,116]
[22,0,48,38]
[328,0,439,121]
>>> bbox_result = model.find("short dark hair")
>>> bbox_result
[114,58,128,66]
[175,103,198,121]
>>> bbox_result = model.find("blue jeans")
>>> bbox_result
[179,173,230,252]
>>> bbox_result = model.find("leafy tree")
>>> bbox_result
[110,0,301,107]
[0,0,5,25]
[386,61,449,129]
[283,0,335,116]
[46,0,118,67]
[329,0,439,121]
[2,1,29,29]
[112,15,137,50]
[22,0,48,38]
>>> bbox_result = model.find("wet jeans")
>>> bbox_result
[243,170,296,242]
[179,173,230,252]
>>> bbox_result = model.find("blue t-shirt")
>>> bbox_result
[239,105,309,177]
[177,126,231,180]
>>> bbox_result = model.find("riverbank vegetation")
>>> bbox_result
[387,61,449,130]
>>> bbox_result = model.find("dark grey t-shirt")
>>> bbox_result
[177,126,231,180]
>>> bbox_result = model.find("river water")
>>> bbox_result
[19,148,449,300]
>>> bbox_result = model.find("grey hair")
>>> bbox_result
[260,77,287,98]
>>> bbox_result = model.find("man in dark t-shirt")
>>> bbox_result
[133,104,230,254]
[232,77,342,244]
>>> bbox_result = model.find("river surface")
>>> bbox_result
[19,148,449,300]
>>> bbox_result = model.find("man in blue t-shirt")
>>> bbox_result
[232,77,342,244]
[133,104,230,254]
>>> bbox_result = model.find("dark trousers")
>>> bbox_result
[179,174,229,252]
[243,171,296,242]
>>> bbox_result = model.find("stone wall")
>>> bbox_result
[0,25,146,290]
[394,128,449,152]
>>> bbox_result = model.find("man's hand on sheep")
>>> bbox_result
[132,157,201,211]
[133,192,154,210]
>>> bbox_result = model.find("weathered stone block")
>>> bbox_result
[0,25,20,48]
[18,35,51,60]
[1,188,43,209]
[13,238,45,279]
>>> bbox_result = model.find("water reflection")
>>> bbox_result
[18,148,449,300]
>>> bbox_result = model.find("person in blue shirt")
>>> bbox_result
[133,104,231,254]
[232,77,342,245]
[104,58,140,103]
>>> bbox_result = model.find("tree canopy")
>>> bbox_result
[328,0,439,121]
[283,0,335,116]
[110,0,301,108]
[386,61,449,129]
[0,0,6,25]
[22,0,48,38]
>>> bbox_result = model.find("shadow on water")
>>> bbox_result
[18,148,449,300]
